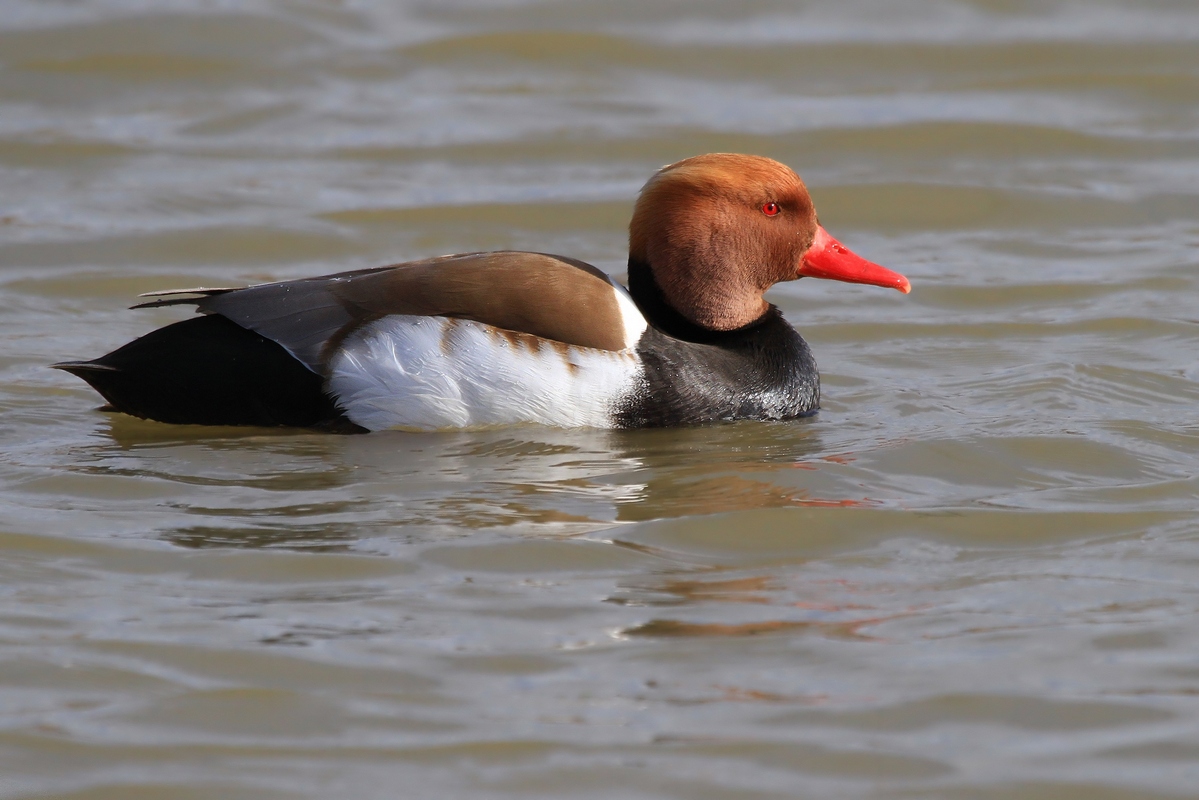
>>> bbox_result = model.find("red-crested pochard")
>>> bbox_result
[56,154,910,432]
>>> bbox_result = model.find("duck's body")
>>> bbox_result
[57,154,909,432]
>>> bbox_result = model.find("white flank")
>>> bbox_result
[605,277,649,348]
[327,316,644,431]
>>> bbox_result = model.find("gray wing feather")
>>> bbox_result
[131,287,236,309]
[195,277,366,373]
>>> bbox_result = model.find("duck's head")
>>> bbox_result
[629,153,910,331]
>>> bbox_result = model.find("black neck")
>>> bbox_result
[626,257,774,344]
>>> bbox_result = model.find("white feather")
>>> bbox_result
[605,276,649,348]
[327,316,644,431]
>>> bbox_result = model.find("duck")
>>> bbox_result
[55,153,910,433]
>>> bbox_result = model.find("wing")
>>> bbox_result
[137,252,647,374]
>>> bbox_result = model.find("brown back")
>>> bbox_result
[195,251,632,374]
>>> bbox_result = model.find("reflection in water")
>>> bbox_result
[612,568,911,643]
[611,575,779,607]
[164,523,359,552]
[622,616,891,640]
[609,422,856,521]
[81,416,850,551]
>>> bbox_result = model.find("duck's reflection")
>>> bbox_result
[88,414,873,551]
[609,566,908,644]
[90,414,901,668]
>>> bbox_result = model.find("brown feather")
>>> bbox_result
[192,251,631,374]
[331,252,629,351]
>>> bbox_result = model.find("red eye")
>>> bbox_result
[762,202,780,217]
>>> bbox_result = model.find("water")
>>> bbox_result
[3,1,1199,797]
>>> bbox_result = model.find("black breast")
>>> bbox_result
[616,260,819,428]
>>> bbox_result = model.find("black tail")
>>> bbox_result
[55,314,364,431]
